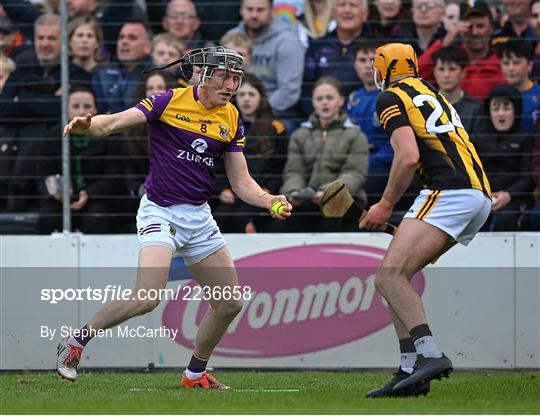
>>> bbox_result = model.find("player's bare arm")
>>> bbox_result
[224,151,292,220]
[382,126,420,206]
[360,126,419,230]
[63,107,146,137]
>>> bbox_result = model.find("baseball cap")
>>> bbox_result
[460,1,492,20]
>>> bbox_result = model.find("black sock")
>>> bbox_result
[409,324,432,342]
[187,354,208,373]
[399,337,416,353]
[73,325,93,347]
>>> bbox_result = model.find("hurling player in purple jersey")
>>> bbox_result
[57,47,292,389]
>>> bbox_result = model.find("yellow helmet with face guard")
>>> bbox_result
[373,43,419,91]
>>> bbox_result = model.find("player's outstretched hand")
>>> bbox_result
[269,195,292,220]
[64,113,92,137]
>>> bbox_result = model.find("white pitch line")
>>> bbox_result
[233,389,300,393]
[128,388,159,392]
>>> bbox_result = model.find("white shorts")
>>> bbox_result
[136,194,226,265]
[404,189,491,245]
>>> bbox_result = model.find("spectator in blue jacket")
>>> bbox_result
[498,39,540,135]
[91,20,152,114]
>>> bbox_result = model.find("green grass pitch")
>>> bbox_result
[1,370,539,414]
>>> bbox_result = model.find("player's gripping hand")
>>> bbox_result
[359,198,392,231]
[64,113,92,137]
[268,195,292,220]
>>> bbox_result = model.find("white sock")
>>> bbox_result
[400,352,417,374]
[185,369,204,380]
[67,336,84,348]
[414,336,442,358]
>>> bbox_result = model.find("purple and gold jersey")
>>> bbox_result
[135,85,245,206]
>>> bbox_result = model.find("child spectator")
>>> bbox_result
[474,85,535,231]
[151,33,186,85]
[220,31,252,68]
[498,39,540,134]
[151,33,186,71]
[281,76,368,232]
[432,46,484,134]
[346,40,392,206]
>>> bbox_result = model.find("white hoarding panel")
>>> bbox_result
[515,234,540,368]
[1,234,538,370]
[1,236,79,369]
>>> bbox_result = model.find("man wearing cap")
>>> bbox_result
[418,1,505,102]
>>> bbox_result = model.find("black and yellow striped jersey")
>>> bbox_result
[376,77,491,197]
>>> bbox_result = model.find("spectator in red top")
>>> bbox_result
[418,1,505,101]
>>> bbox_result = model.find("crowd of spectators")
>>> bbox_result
[0,0,539,233]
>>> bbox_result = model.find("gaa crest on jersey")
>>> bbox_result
[218,124,231,139]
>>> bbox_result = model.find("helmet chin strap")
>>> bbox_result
[373,69,385,92]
